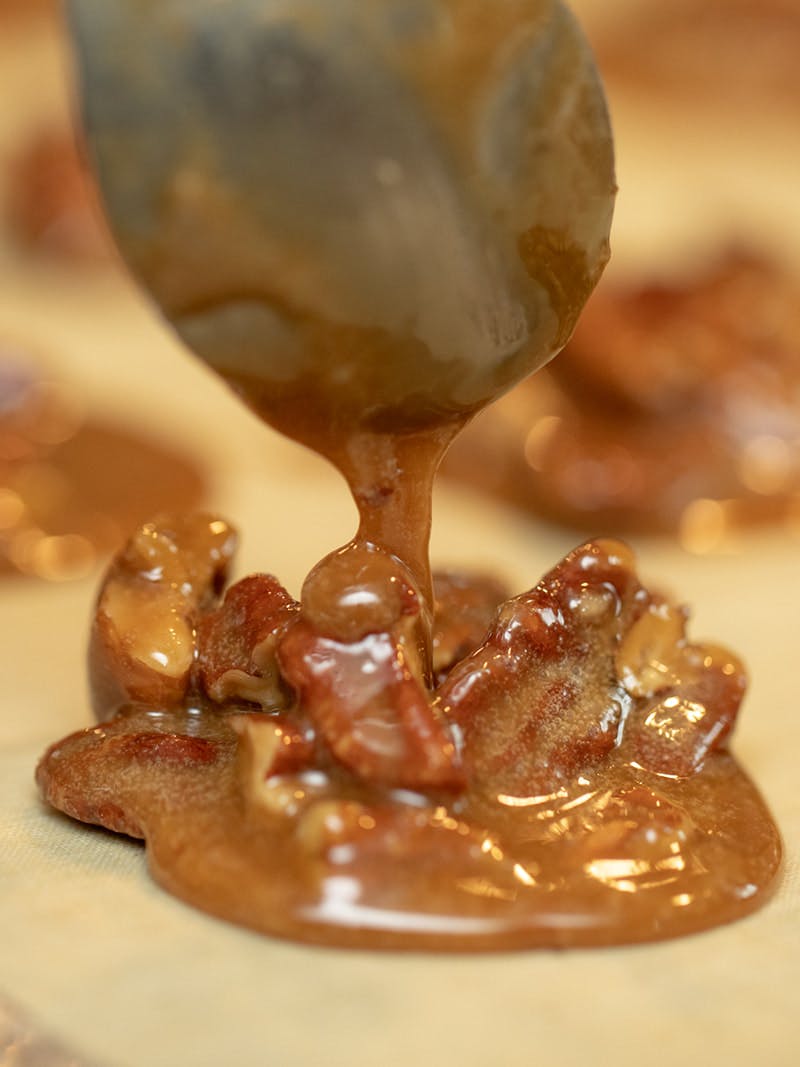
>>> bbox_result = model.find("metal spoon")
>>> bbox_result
[64,0,615,441]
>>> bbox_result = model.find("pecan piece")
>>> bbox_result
[431,570,509,683]
[279,621,464,791]
[197,574,300,709]
[616,598,689,696]
[438,540,647,795]
[231,712,316,812]
[615,594,746,776]
[36,720,217,838]
[89,514,236,718]
[622,644,746,778]
[278,542,463,791]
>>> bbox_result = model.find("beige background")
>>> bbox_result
[1,4,799,1064]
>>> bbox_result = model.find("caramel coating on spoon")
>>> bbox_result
[67,0,615,603]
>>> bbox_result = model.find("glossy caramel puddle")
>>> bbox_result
[37,522,782,950]
[152,748,782,950]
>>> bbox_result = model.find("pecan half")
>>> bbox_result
[89,515,236,718]
[438,540,648,795]
[439,539,745,791]
[431,570,509,683]
[36,713,223,839]
[279,621,464,792]
[197,574,300,710]
[278,543,464,791]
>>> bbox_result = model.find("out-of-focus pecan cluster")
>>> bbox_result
[0,0,54,24]
[6,128,113,263]
[87,514,745,806]
[443,250,800,542]
[590,0,800,112]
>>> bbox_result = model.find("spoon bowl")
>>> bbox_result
[65,0,615,441]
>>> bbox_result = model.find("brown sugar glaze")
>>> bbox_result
[37,1,780,948]
[37,516,781,950]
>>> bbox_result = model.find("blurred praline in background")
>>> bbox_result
[444,0,800,553]
[0,0,207,583]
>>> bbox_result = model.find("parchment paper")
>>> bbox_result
[2,6,799,1066]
